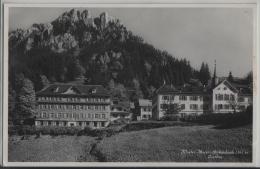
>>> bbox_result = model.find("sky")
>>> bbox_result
[9,7,254,78]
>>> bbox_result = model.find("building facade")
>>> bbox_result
[35,84,111,128]
[212,80,252,113]
[136,99,152,121]
[152,84,211,120]
[110,97,133,122]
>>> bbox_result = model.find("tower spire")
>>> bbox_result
[213,60,216,78]
[212,60,217,88]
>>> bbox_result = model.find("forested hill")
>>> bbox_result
[9,9,200,100]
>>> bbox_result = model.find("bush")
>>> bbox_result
[38,126,81,136]
[161,115,180,121]
[180,107,253,128]
[17,125,37,135]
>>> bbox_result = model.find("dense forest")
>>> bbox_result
[9,9,201,99]
[8,9,252,123]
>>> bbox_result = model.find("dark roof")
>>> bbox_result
[156,84,208,95]
[36,84,110,96]
[231,82,252,95]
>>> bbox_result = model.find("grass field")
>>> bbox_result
[8,124,252,162]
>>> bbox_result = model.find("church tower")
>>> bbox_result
[211,60,217,89]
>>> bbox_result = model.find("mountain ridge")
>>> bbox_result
[9,8,196,100]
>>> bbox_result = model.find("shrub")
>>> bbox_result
[17,125,37,135]
[180,108,253,128]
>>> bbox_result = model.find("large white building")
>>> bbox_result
[35,84,111,128]
[152,84,211,120]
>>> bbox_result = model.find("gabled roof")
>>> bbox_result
[36,84,110,96]
[138,99,152,107]
[214,80,252,95]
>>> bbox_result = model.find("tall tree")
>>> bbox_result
[199,62,211,85]
[14,74,36,124]
[228,71,234,82]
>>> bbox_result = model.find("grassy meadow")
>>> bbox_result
[8,124,252,162]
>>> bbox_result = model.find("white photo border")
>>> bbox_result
[1,0,260,167]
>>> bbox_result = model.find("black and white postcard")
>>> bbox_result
[1,0,259,167]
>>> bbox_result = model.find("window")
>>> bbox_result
[143,115,147,118]
[94,122,97,127]
[79,122,82,126]
[224,104,229,109]
[58,113,62,118]
[200,104,203,110]
[102,114,106,119]
[224,94,230,101]
[230,94,235,101]
[179,95,187,101]
[162,95,169,100]
[56,121,59,126]
[190,96,198,101]
[95,106,98,110]
[64,122,67,126]
[181,104,185,110]
[170,95,174,100]
[81,113,84,119]
[42,112,46,118]
[143,108,146,112]
[160,104,167,109]
[50,113,54,118]
[95,114,99,118]
[101,122,105,127]
[218,104,223,109]
[88,114,91,118]
[40,121,44,126]
[224,87,227,90]
[190,104,198,110]
[218,94,223,100]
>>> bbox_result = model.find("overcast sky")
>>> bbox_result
[9,7,254,78]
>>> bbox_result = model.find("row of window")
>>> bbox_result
[215,104,247,110]
[37,97,109,103]
[215,104,232,110]
[142,107,152,112]
[37,121,106,127]
[38,112,107,119]
[37,104,108,111]
[160,104,209,110]
[215,94,235,101]
[162,95,207,101]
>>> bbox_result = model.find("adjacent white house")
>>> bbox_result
[212,80,252,113]
[152,79,252,120]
